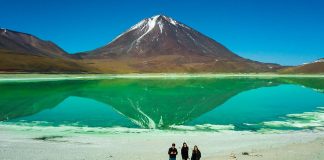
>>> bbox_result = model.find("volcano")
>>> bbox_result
[78,15,281,72]
[81,15,242,59]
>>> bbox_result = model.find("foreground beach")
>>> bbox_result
[1,127,324,160]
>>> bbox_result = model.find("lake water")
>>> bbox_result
[0,76,323,133]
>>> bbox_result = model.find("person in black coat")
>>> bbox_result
[191,145,201,160]
[181,142,189,160]
[168,143,178,160]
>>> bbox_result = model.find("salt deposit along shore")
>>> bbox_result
[0,127,324,160]
[0,73,323,82]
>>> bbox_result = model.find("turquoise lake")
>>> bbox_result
[0,77,323,132]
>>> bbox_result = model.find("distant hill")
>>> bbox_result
[0,28,68,58]
[279,58,324,74]
[0,28,96,73]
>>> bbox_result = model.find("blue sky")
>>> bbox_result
[0,0,323,65]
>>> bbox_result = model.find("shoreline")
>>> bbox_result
[0,127,323,160]
[0,73,323,82]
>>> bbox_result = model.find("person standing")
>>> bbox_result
[168,143,178,160]
[181,142,189,160]
[191,145,201,160]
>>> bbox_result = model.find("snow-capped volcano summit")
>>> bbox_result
[81,14,242,60]
[125,15,189,34]
[110,15,189,43]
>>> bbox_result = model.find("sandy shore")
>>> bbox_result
[0,128,324,160]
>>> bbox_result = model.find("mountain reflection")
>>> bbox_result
[0,77,323,129]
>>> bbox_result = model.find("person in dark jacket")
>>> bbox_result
[168,143,178,160]
[191,145,201,160]
[181,142,189,160]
